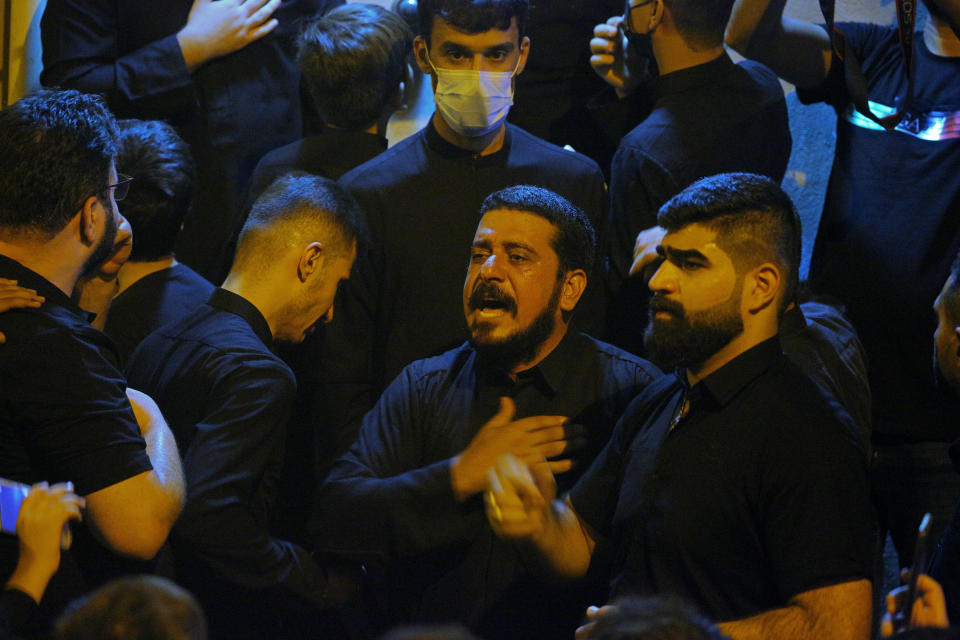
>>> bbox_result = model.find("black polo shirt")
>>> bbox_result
[313,329,660,638]
[570,336,874,622]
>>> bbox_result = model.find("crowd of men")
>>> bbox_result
[0,0,958,638]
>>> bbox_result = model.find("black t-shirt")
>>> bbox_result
[569,337,874,622]
[103,262,214,365]
[799,23,960,441]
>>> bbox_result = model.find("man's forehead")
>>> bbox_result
[430,15,520,49]
[661,223,721,252]
[475,208,556,245]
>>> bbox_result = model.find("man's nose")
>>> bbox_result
[647,261,676,293]
[479,253,505,279]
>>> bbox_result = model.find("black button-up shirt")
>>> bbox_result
[570,336,874,622]
[125,288,329,608]
[313,330,660,638]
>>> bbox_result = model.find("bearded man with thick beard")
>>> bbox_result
[311,185,660,639]
[484,173,876,640]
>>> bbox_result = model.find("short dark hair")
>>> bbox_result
[418,0,529,44]
[54,575,206,640]
[663,0,734,50]
[298,4,413,130]
[585,596,729,640]
[0,88,117,238]
[115,119,195,261]
[479,184,595,277]
[657,172,801,310]
[233,173,367,273]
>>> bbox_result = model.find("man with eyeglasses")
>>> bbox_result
[591,0,791,355]
[0,88,185,628]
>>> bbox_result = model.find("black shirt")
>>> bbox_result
[798,24,960,442]
[604,53,790,354]
[569,337,874,622]
[780,301,872,451]
[312,330,660,637]
[103,263,214,365]
[0,255,152,620]
[322,120,609,440]
[125,288,328,609]
[247,127,388,203]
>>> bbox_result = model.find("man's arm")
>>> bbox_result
[82,389,184,560]
[725,0,833,89]
[485,454,595,579]
[40,0,280,117]
[718,579,872,640]
[170,364,330,605]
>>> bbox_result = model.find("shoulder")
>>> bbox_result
[506,124,604,177]
[395,342,475,390]
[578,333,662,383]
[339,130,426,189]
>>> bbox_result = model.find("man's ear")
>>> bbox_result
[516,36,531,75]
[744,263,781,314]
[413,36,433,75]
[559,269,587,313]
[650,0,666,31]
[297,242,324,283]
[78,196,101,247]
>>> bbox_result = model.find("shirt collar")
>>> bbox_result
[320,125,388,150]
[423,116,513,163]
[652,51,735,100]
[0,254,94,322]
[692,335,784,407]
[476,328,584,398]
[780,303,807,335]
[207,288,274,349]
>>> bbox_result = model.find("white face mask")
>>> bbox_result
[427,53,521,138]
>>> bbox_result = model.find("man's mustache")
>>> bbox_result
[648,294,685,319]
[468,282,518,316]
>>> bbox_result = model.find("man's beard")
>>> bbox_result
[81,206,118,278]
[643,291,744,372]
[467,280,560,372]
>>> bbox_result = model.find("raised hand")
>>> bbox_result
[589,16,644,98]
[629,225,666,283]
[450,397,574,499]
[177,0,282,70]
[484,453,555,540]
[0,279,45,344]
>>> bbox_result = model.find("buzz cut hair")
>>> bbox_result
[232,173,366,275]
[657,172,802,311]
[663,0,735,50]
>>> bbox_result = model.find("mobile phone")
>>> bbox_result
[0,479,73,549]
[895,512,932,632]
[0,478,30,535]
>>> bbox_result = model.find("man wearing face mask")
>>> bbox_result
[590,0,791,355]
[321,0,608,448]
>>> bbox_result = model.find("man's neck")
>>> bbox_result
[220,273,277,340]
[685,323,778,387]
[431,112,506,156]
[507,324,568,380]
[0,238,81,297]
[924,15,960,57]
[116,256,177,297]
[653,40,725,77]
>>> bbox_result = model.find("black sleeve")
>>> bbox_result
[0,588,37,636]
[311,365,476,562]
[172,359,329,606]
[10,325,151,496]
[40,0,197,119]
[930,497,960,624]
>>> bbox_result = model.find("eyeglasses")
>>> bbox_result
[623,0,655,35]
[105,173,134,202]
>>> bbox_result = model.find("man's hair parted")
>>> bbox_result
[479,184,595,278]
[657,172,802,310]
[417,0,529,44]
[298,3,413,130]
[0,88,118,238]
